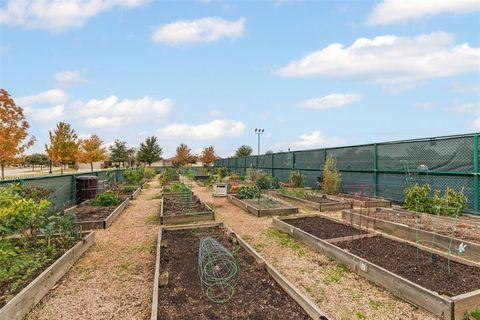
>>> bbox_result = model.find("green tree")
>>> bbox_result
[24,153,48,171]
[137,136,162,166]
[235,145,253,157]
[45,122,79,174]
[109,139,128,167]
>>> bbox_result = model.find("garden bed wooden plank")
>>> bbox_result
[159,196,214,225]
[0,232,95,320]
[151,223,330,320]
[273,216,480,320]
[342,209,480,262]
[75,197,130,230]
[331,193,391,208]
[227,194,298,217]
[270,191,352,211]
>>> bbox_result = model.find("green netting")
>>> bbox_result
[213,133,480,213]
[327,145,374,171]
[295,150,325,170]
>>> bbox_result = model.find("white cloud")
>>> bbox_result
[54,70,86,87]
[17,89,69,106]
[24,104,66,123]
[0,0,148,31]
[415,102,434,110]
[156,119,245,140]
[450,82,480,93]
[152,17,245,46]
[298,93,362,110]
[291,130,345,148]
[276,32,480,86]
[79,95,172,127]
[446,102,480,129]
[367,0,480,25]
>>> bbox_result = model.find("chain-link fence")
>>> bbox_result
[214,133,480,214]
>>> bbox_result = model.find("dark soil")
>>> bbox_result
[337,236,480,296]
[158,228,310,320]
[74,194,128,221]
[243,197,285,209]
[286,216,367,240]
[163,197,210,216]
[0,239,75,308]
[304,194,340,204]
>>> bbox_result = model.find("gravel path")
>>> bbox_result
[26,180,436,320]
[26,180,160,320]
[192,185,435,320]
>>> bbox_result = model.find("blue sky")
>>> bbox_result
[1,0,479,158]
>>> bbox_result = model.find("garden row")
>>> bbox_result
[0,167,156,319]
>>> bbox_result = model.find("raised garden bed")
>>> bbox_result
[66,195,130,230]
[227,194,298,217]
[358,207,480,245]
[0,232,95,319]
[151,223,329,320]
[332,193,391,208]
[342,209,480,262]
[160,194,214,225]
[274,216,480,320]
[270,191,352,211]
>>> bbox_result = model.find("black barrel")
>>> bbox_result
[76,176,98,204]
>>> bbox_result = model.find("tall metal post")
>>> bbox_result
[474,135,479,212]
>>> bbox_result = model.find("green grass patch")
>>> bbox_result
[355,311,367,320]
[323,263,349,285]
[465,310,480,320]
[265,227,306,257]
[145,214,160,225]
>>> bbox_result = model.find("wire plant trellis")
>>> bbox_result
[198,237,239,303]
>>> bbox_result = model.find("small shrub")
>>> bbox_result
[322,155,341,195]
[143,167,156,179]
[237,185,260,199]
[90,192,120,207]
[216,167,230,180]
[404,184,431,213]
[124,168,144,185]
[123,185,137,193]
[289,170,304,188]
[255,173,277,190]
[20,185,54,202]
[162,182,190,193]
[158,167,179,185]
[404,184,467,216]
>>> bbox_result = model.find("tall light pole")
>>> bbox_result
[255,128,264,156]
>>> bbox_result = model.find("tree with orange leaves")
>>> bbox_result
[172,143,197,166]
[0,89,35,178]
[78,135,107,172]
[199,146,218,167]
[45,122,79,174]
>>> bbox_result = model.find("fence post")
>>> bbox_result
[235,157,238,174]
[271,153,275,177]
[71,174,76,204]
[474,135,479,212]
[373,143,378,197]
[292,152,296,170]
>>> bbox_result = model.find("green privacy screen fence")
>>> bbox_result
[214,133,480,214]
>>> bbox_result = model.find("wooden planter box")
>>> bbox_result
[270,191,352,211]
[75,197,130,230]
[227,194,298,217]
[151,222,330,320]
[387,207,480,226]
[0,232,95,320]
[342,209,480,262]
[160,191,193,198]
[273,216,480,320]
[131,186,142,200]
[333,193,391,208]
[159,196,214,225]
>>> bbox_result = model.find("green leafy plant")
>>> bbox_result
[122,185,137,193]
[162,182,191,193]
[322,155,341,195]
[280,188,308,199]
[215,167,230,180]
[289,170,304,188]
[255,173,278,190]
[143,167,156,180]
[124,168,144,185]
[90,192,120,207]
[237,185,260,199]
[404,184,467,216]
[404,184,432,213]
[158,167,179,185]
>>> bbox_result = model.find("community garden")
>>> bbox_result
[1,125,480,319]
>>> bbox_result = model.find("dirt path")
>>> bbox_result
[192,185,435,320]
[26,179,161,320]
